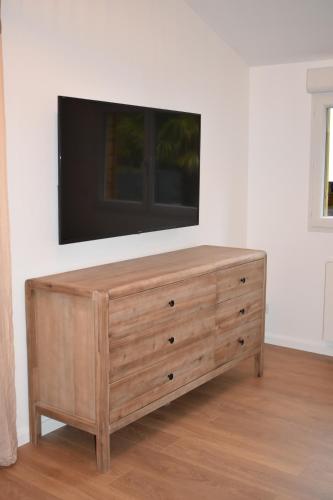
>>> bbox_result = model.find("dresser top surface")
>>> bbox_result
[28,245,266,298]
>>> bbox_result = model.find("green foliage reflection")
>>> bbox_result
[156,114,200,171]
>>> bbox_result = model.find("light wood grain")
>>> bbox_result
[30,245,265,298]
[93,291,110,472]
[25,282,41,447]
[217,258,264,302]
[108,273,216,339]
[216,289,263,332]
[26,245,266,472]
[215,319,262,367]
[109,306,216,382]
[35,403,95,434]
[8,345,333,500]
[109,347,259,434]
[255,253,267,377]
[33,289,96,420]
[110,336,216,423]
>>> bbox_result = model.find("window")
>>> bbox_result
[324,108,333,216]
[309,92,333,231]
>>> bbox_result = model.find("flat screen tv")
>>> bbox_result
[58,96,200,244]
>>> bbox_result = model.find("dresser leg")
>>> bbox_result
[254,347,264,377]
[96,431,110,473]
[30,404,41,446]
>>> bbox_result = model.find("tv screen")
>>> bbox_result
[58,96,200,244]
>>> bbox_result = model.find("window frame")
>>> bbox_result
[309,92,333,231]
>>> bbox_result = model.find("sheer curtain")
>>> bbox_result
[0,20,17,466]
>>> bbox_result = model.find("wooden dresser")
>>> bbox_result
[26,245,266,472]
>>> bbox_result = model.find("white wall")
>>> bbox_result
[2,0,249,444]
[248,59,333,355]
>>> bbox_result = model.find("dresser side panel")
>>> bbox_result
[33,289,96,421]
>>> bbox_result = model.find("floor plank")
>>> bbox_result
[1,345,333,499]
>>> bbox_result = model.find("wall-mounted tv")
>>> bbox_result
[58,96,200,244]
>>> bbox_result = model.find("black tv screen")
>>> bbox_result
[58,96,200,244]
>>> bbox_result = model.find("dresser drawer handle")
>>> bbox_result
[238,337,245,346]
[239,308,245,315]
[240,277,246,284]
[168,373,174,380]
[168,337,175,344]
[169,300,175,307]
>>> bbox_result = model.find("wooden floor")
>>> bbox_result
[2,344,333,500]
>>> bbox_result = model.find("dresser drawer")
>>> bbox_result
[215,319,262,367]
[109,307,215,382]
[109,336,215,422]
[217,259,265,303]
[216,289,263,333]
[108,273,216,340]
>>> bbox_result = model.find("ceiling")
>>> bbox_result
[186,0,333,66]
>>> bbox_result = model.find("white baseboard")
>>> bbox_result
[17,427,30,447]
[18,417,65,447]
[265,333,333,356]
